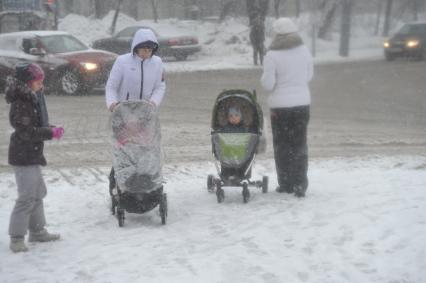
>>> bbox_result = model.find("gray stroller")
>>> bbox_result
[109,101,167,226]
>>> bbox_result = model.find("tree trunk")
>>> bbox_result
[94,0,103,19]
[273,0,281,18]
[339,0,352,57]
[53,0,59,30]
[62,0,74,15]
[394,0,410,20]
[246,0,269,24]
[374,0,382,36]
[150,0,159,22]
[382,0,393,37]
[413,0,418,21]
[318,0,338,40]
[295,0,301,18]
[110,0,123,35]
[219,0,236,22]
[310,0,320,57]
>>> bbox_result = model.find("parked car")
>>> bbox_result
[383,22,426,61]
[92,25,201,61]
[0,30,117,95]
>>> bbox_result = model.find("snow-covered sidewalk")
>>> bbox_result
[0,156,425,283]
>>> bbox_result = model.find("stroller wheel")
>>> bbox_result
[159,193,168,225]
[207,174,215,193]
[117,208,125,227]
[242,183,250,203]
[262,176,269,193]
[216,183,225,203]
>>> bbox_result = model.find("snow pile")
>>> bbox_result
[0,156,425,282]
[59,11,137,45]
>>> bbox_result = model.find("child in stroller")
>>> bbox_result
[222,107,246,133]
[207,89,268,203]
[109,101,167,226]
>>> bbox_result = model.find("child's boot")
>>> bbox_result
[29,229,60,242]
[10,237,28,253]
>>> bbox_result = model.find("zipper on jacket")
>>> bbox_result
[139,59,144,100]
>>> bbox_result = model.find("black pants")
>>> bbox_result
[270,106,310,193]
[109,167,116,195]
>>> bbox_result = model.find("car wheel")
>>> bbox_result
[58,70,82,95]
[175,54,188,61]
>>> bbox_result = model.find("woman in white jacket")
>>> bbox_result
[261,18,313,197]
[105,28,166,192]
[106,28,166,111]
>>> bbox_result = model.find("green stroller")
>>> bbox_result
[207,89,268,203]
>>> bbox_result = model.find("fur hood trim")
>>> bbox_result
[269,33,304,51]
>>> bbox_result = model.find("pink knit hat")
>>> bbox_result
[15,62,45,86]
[26,63,45,85]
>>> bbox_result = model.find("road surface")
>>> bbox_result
[0,59,425,170]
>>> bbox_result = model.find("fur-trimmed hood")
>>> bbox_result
[269,33,304,51]
[5,76,37,104]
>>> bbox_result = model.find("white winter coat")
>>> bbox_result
[105,29,166,109]
[261,34,313,108]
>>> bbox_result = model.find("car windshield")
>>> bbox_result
[38,34,89,54]
[398,24,426,34]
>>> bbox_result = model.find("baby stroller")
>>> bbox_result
[109,101,167,226]
[207,89,268,203]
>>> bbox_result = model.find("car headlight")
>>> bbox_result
[406,40,420,48]
[383,41,390,48]
[80,62,98,71]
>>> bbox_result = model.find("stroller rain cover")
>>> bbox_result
[111,101,163,193]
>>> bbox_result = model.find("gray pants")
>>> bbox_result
[9,165,47,237]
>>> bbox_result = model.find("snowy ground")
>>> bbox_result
[1,12,426,283]
[0,156,425,283]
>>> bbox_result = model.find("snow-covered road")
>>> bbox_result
[1,60,425,170]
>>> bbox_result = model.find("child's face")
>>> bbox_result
[29,79,44,92]
[228,113,241,125]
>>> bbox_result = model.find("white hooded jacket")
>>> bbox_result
[105,29,166,109]
[261,34,313,108]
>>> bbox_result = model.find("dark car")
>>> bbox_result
[92,25,201,61]
[383,22,426,61]
[0,31,117,95]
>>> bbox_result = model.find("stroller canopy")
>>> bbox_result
[211,89,263,134]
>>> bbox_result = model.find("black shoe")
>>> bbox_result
[294,185,306,197]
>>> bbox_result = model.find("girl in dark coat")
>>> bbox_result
[6,62,64,253]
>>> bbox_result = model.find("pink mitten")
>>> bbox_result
[52,127,64,140]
